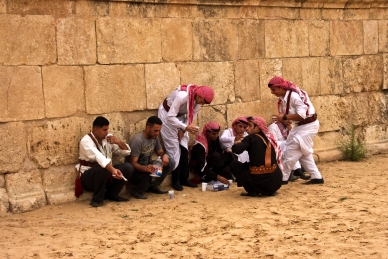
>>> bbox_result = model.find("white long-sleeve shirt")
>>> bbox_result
[219,128,249,163]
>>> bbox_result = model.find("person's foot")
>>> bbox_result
[105,194,129,202]
[147,186,168,194]
[288,171,300,181]
[282,180,288,185]
[172,181,183,191]
[293,168,311,180]
[130,190,147,199]
[181,179,198,188]
[89,200,103,207]
[240,192,259,197]
[303,178,324,185]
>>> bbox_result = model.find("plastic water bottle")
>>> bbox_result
[213,184,229,192]
[152,156,163,177]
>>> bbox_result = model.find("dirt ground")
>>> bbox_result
[1,153,388,259]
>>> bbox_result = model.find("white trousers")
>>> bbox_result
[282,120,323,181]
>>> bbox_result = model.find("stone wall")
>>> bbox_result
[1,0,388,214]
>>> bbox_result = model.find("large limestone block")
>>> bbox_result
[364,92,388,125]
[0,66,44,122]
[197,105,227,131]
[311,95,344,132]
[0,188,9,216]
[345,92,379,127]
[321,9,343,20]
[319,57,344,95]
[193,19,238,61]
[330,21,363,56]
[42,166,77,205]
[235,60,260,102]
[0,122,26,174]
[43,66,85,118]
[238,19,264,59]
[6,170,46,214]
[109,2,144,17]
[364,125,388,144]
[57,18,97,65]
[7,0,73,15]
[300,8,322,20]
[258,58,282,101]
[257,7,299,19]
[314,131,343,153]
[344,8,369,20]
[84,65,146,114]
[97,18,161,64]
[29,117,90,169]
[145,63,180,109]
[378,20,388,53]
[308,20,330,57]
[343,55,383,93]
[178,62,235,105]
[363,20,378,55]
[0,0,5,13]
[0,15,55,65]
[282,58,320,97]
[265,20,309,58]
[370,8,388,20]
[0,175,4,188]
[226,100,278,127]
[161,19,192,61]
[384,54,388,90]
[75,0,109,16]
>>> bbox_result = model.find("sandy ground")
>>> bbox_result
[1,153,388,259]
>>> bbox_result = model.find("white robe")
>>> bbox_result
[219,128,250,163]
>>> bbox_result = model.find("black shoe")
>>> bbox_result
[304,178,324,185]
[89,201,103,207]
[181,179,198,188]
[293,168,311,180]
[147,186,168,194]
[282,181,288,185]
[288,171,300,182]
[105,194,129,202]
[240,192,259,197]
[130,190,147,199]
[172,181,183,191]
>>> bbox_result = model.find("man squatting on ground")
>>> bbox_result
[125,116,175,199]
[268,76,324,185]
[76,116,132,207]
[158,84,214,191]
[189,121,233,185]
[230,116,283,197]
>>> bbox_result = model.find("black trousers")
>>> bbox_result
[171,145,189,184]
[81,162,133,203]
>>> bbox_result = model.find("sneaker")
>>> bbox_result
[303,178,324,185]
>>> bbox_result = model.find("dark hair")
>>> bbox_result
[146,116,162,127]
[93,116,109,128]
[246,116,257,127]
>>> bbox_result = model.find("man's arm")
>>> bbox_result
[156,149,169,167]
[129,155,155,174]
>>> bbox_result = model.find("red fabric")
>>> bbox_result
[75,174,83,198]
[193,121,220,157]
[231,116,248,137]
[268,76,310,116]
[276,122,288,139]
[179,85,214,125]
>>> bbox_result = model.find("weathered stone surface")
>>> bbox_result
[196,5,224,18]
[226,100,278,127]
[0,122,26,174]
[364,92,388,125]
[109,2,144,17]
[29,117,90,169]
[364,124,388,144]
[0,175,4,188]
[235,60,260,102]
[314,131,343,154]
[6,170,46,214]
[347,92,386,127]
[282,58,320,97]
[370,8,388,19]
[7,0,73,15]
[75,0,109,16]
[257,7,299,19]
[0,188,9,216]
[309,20,330,57]
[97,18,161,64]
[42,66,85,118]
[265,20,309,58]
[84,65,146,114]
[363,20,378,54]
[240,6,258,19]
[258,58,282,101]
[311,95,344,132]
[161,19,192,61]
[145,63,180,110]
[300,8,322,20]
[0,15,55,65]
[193,19,238,61]
[384,54,388,90]
[321,9,343,20]
[1,66,45,122]
[179,62,235,105]
[343,55,383,93]
[330,21,363,56]
[378,20,388,53]
[42,166,76,205]
[319,57,344,95]
[57,18,96,65]
[0,0,5,13]
[344,8,370,20]
[238,19,264,59]
[197,105,227,131]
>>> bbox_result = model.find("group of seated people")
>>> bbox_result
[76,113,310,207]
